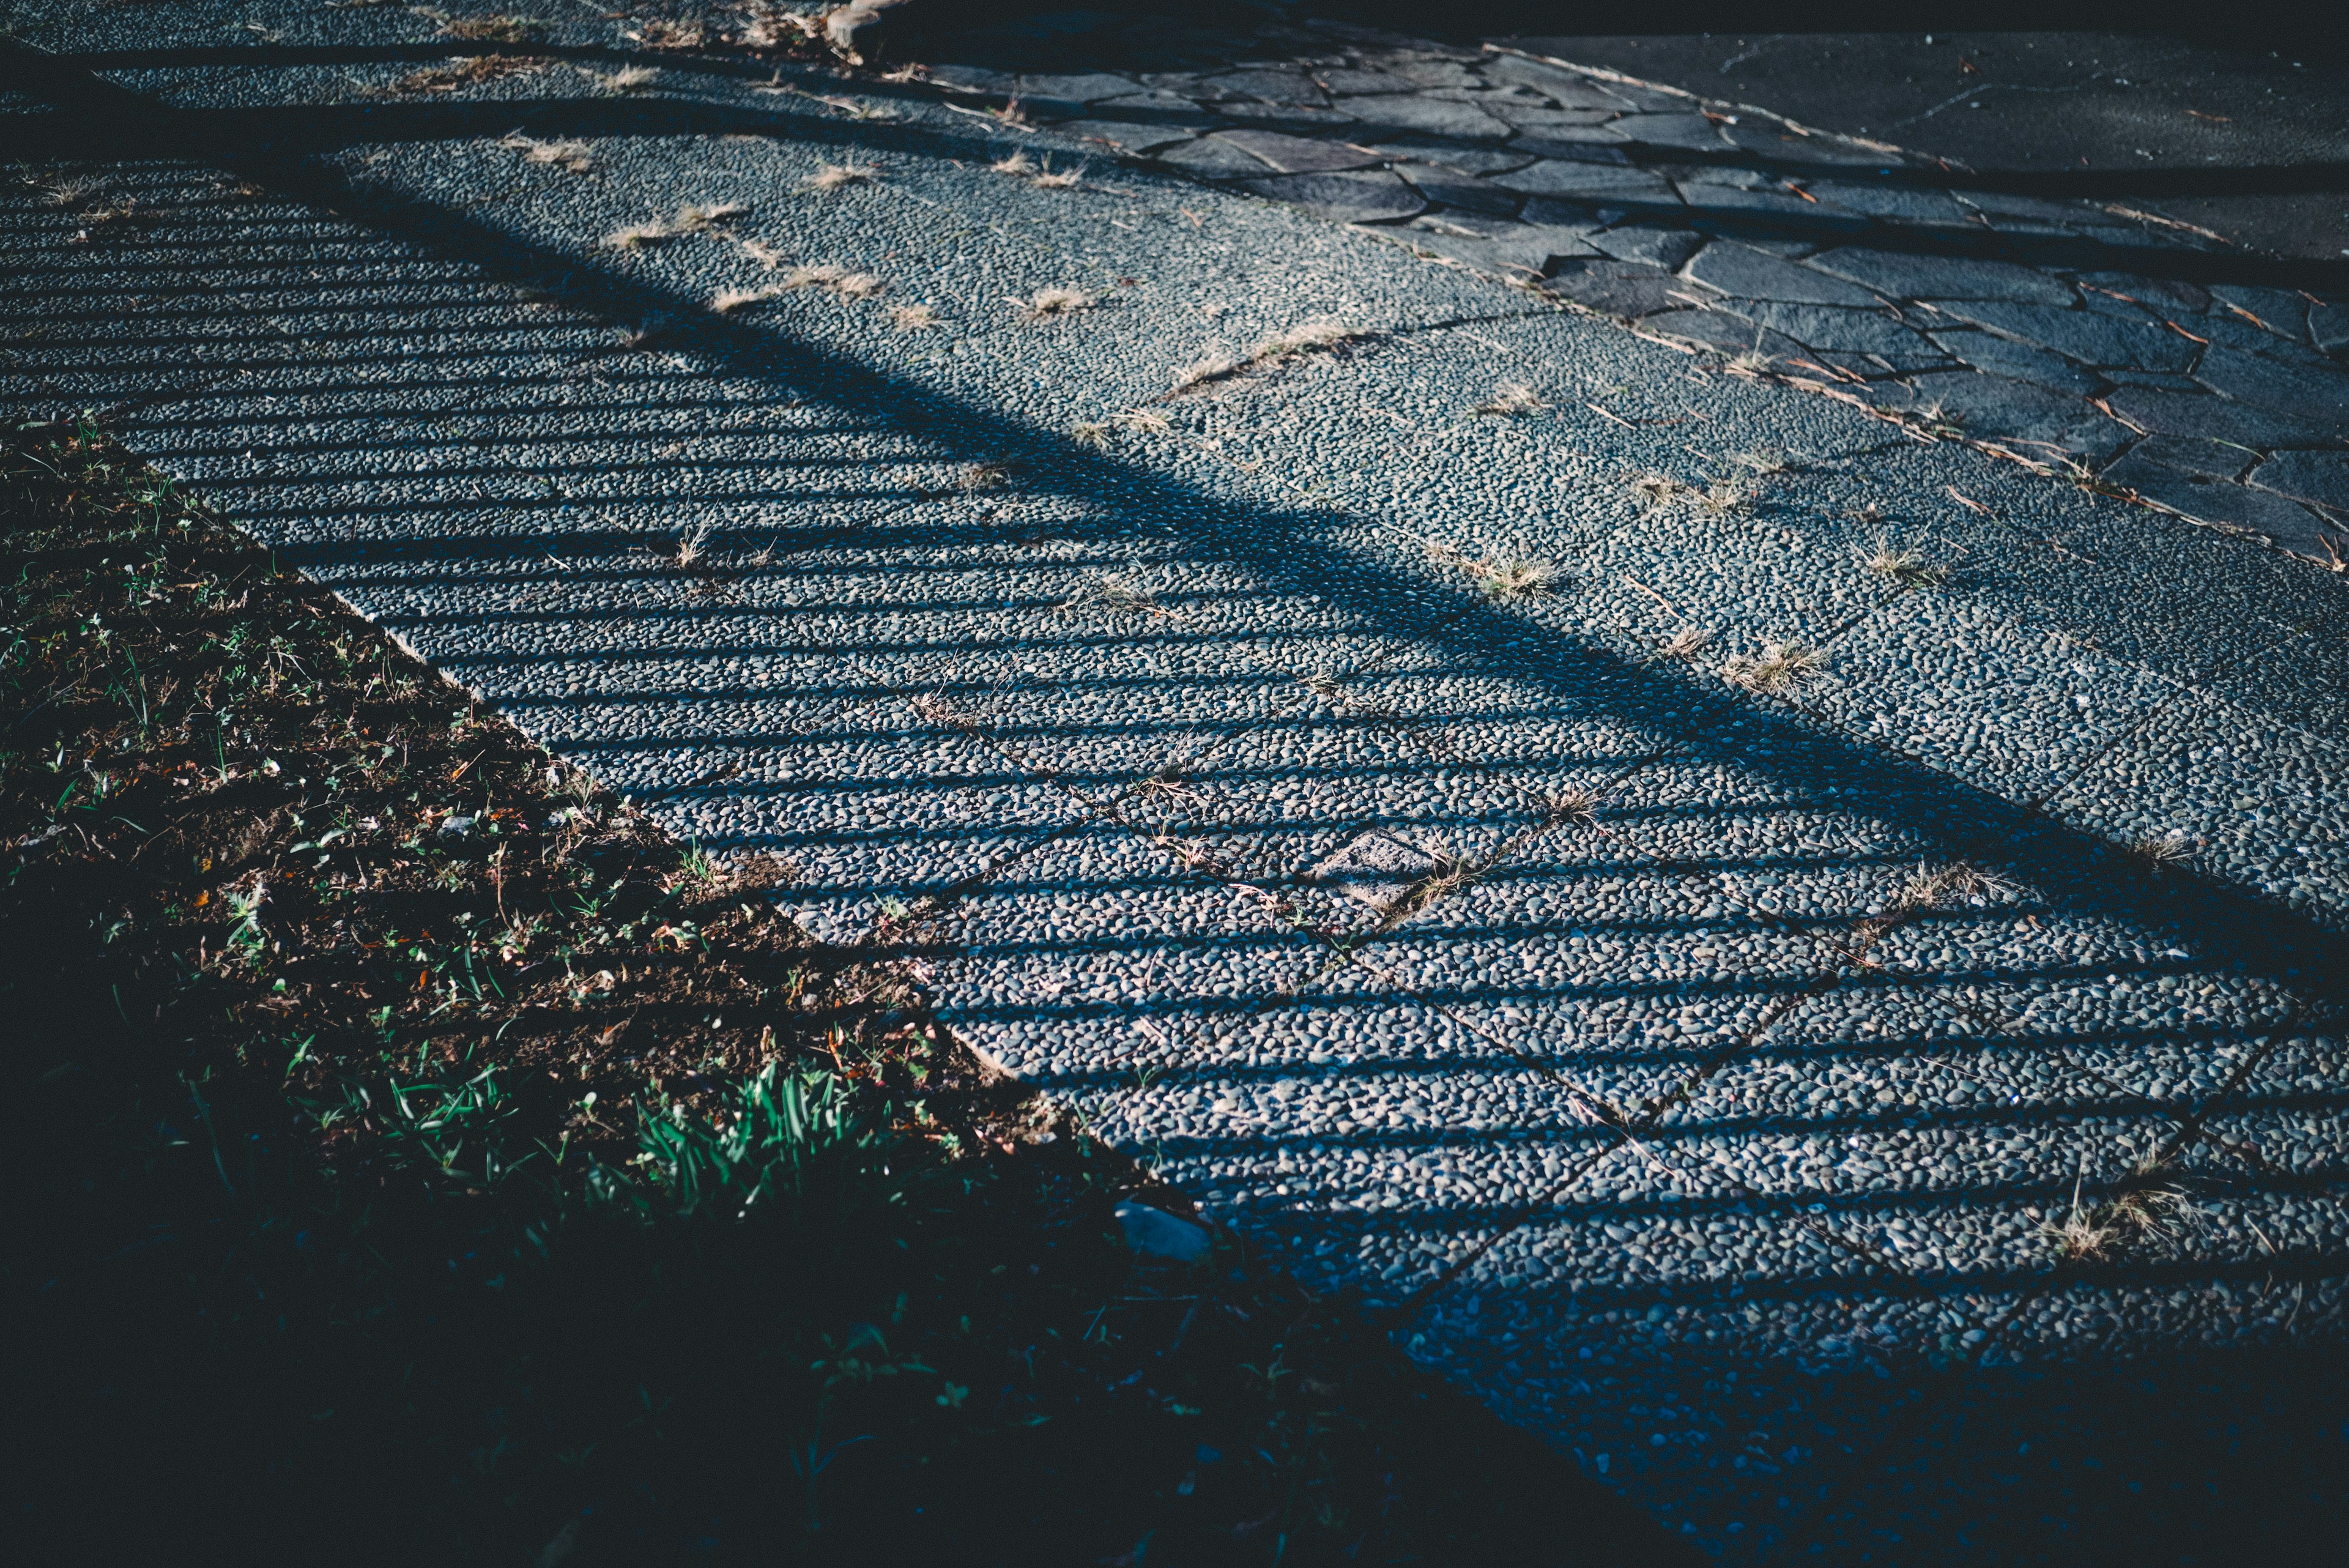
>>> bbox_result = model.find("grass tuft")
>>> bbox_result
[1473,382,1548,417]
[440,13,542,42]
[1723,641,1828,694]
[1896,861,2015,912]
[604,221,675,250]
[1657,626,1715,661]
[1171,351,1237,392]
[891,302,939,332]
[2128,829,2199,877]
[496,133,592,173]
[675,201,747,232]
[1863,535,1951,588]
[586,64,659,94]
[1018,288,1094,322]
[804,163,877,192]
[1249,319,1362,365]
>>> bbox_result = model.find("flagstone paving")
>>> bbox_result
[2,6,2345,1559]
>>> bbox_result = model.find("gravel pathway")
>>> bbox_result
[2,6,2344,1558]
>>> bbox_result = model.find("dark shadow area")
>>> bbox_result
[4,34,2346,1560]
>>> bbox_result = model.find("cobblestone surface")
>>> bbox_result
[2,4,2345,1559]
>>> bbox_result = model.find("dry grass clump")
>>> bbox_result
[990,151,1037,177]
[1069,422,1112,450]
[1863,535,1950,589]
[496,133,592,173]
[804,163,878,192]
[441,14,542,43]
[1059,573,1163,617]
[586,64,660,94]
[959,463,1012,493]
[1473,382,1548,417]
[1397,853,1478,916]
[1017,288,1095,322]
[1116,409,1173,435]
[2128,828,2199,878]
[1249,319,1362,365]
[1544,787,1600,828]
[1466,554,1561,600]
[1032,158,1085,189]
[1657,626,1715,661]
[603,221,675,251]
[708,286,776,316]
[736,4,821,48]
[892,303,940,332]
[1427,542,1562,601]
[1731,448,1790,475]
[1914,399,1967,439]
[1171,351,1237,393]
[627,18,706,49]
[675,201,747,232]
[1896,861,2016,912]
[2043,1161,2192,1262]
[1630,472,1750,515]
[1630,472,1693,511]
[385,54,545,94]
[40,177,99,210]
[1723,641,1828,694]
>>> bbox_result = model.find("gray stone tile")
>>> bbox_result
[2111,434,2255,481]
[1685,242,1886,307]
[1586,224,1704,270]
[2102,384,2336,448]
[1495,160,1681,204]
[2206,284,2314,345]
[1935,300,2200,373]
[2247,449,2349,511]
[1728,303,1947,368]
[1235,169,1426,223]
[1541,258,1683,318]
[1922,328,2104,395]
[1392,162,1525,218]
[2104,462,2336,557]
[1798,179,1976,226]
[1877,370,2123,459]
[2194,344,2349,431]
[1721,122,1904,167]
[1637,308,1800,359]
[1050,119,1204,155]
[1154,135,1278,177]
[1198,66,1328,106]
[2312,301,2349,357]
[1361,141,1537,176]
[1337,92,1512,141]
[1481,51,1639,112]
[1395,218,1593,274]
[1810,248,2076,306]
[1675,178,1862,226]
[1214,127,1384,174]
[1612,112,1735,151]
[1017,72,1146,104]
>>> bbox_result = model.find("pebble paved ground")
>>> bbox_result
[4,4,2346,1559]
